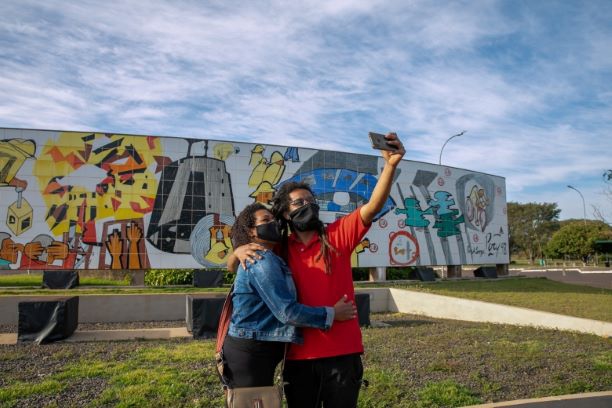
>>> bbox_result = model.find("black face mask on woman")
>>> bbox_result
[288,202,321,232]
[255,220,282,243]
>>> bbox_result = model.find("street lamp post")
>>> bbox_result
[567,185,587,226]
[439,130,466,165]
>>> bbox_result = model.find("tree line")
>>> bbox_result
[507,202,612,264]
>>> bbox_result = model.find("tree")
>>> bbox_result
[507,202,560,263]
[545,220,612,262]
[593,169,612,224]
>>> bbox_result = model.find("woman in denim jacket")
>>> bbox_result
[223,202,356,388]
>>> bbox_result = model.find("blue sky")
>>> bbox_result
[1,0,610,222]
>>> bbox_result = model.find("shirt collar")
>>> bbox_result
[288,230,320,248]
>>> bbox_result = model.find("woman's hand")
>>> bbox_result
[232,243,267,270]
[333,295,357,321]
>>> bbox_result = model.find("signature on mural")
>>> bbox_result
[486,228,508,257]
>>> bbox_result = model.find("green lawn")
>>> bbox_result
[381,278,612,322]
[0,286,227,296]
[0,273,226,294]
[0,314,610,407]
[0,274,130,287]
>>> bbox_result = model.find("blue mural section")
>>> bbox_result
[280,168,395,220]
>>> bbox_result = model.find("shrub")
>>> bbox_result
[386,267,418,280]
[352,267,370,281]
[224,271,236,284]
[145,269,193,286]
[352,266,419,281]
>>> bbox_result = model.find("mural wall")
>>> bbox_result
[0,128,509,270]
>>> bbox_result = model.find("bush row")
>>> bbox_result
[145,269,231,286]
[352,266,420,281]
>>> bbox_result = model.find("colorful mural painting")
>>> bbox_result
[0,128,509,270]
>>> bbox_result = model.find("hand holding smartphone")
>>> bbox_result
[369,132,399,151]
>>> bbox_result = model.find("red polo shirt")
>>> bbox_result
[286,208,370,360]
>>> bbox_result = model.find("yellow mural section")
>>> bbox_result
[33,133,161,235]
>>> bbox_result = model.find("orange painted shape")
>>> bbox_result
[65,152,84,169]
[47,146,66,163]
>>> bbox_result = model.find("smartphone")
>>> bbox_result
[369,132,398,151]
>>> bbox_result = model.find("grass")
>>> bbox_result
[365,277,612,322]
[0,286,228,296]
[416,380,482,407]
[356,314,612,406]
[0,379,65,402]
[1,313,610,407]
[0,340,223,407]
[0,274,130,287]
[0,273,227,295]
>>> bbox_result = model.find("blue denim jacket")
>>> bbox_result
[228,250,333,343]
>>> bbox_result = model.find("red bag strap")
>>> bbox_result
[216,284,234,354]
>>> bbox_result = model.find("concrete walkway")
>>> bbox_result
[463,391,612,407]
[0,327,191,345]
[389,288,612,337]
[65,327,191,342]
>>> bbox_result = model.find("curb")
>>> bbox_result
[463,391,612,407]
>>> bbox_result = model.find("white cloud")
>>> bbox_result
[0,0,611,220]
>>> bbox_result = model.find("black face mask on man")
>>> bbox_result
[288,202,321,232]
[255,220,282,243]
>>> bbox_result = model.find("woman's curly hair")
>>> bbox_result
[271,181,338,274]
[230,202,268,248]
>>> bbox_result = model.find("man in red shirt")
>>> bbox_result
[230,133,404,407]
